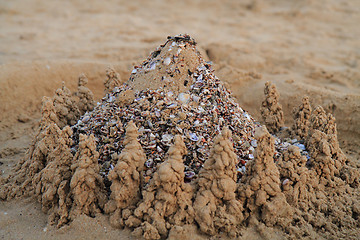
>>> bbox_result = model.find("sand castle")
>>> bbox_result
[1,35,359,240]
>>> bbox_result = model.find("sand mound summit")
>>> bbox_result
[1,35,359,240]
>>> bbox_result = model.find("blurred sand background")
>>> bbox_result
[0,0,359,239]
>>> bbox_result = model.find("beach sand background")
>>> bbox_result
[0,0,359,239]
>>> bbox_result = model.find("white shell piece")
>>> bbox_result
[164,57,171,66]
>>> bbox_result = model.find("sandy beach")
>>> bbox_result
[0,0,359,239]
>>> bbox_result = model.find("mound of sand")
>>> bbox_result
[1,35,359,240]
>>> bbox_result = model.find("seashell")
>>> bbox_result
[131,69,137,74]
[198,106,205,113]
[178,93,190,104]
[163,57,171,66]
[185,171,195,179]
[144,144,156,149]
[162,134,173,142]
[197,65,206,71]
[167,103,177,109]
[294,143,306,151]
[237,166,246,173]
[248,154,254,159]
[138,127,151,133]
[82,115,90,123]
[251,140,257,147]
[176,126,183,133]
[157,146,163,153]
[281,142,291,148]
[145,159,154,168]
[243,112,251,121]
[189,132,199,141]
[282,179,290,185]
[147,120,153,129]
[108,96,115,103]
[218,117,224,126]
[141,111,150,117]
[167,91,174,97]
[149,62,157,71]
[192,95,200,102]
[194,120,200,127]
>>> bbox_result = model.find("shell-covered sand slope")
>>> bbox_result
[0,0,359,239]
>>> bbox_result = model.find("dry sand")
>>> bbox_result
[0,0,359,239]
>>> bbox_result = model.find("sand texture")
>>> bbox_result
[1,1,360,240]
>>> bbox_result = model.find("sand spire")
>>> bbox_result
[76,73,95,115]
[53,82,80,128]
[104,67,121,94]
[292,96,312,139]
[306,106,346,185]
[0,97,66,199]
[276,145,312,208]
[238,126,292,226]
[193,128,243,237]
[32,126,74,227]
[260,81,284,134]
[130,135,194,239]
[69,134,107,219]
[39,96,60,128]
[105,121,146,227]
